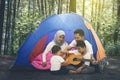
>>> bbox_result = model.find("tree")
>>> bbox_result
[82,0,85,17]
[113,0,120,44]
[10,0,17,55]
[0,0,5,54]
[69,0,76,12]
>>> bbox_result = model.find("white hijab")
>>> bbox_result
[53,30,66,46]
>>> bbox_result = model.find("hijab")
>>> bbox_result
[53,30,66,46]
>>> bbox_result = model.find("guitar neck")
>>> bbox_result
[77,58,92,62]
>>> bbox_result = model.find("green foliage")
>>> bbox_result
[13,7,44,54]
[105,41,120,56]
[10,0,70,54]
[1,0,119,56]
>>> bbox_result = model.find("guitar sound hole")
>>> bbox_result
[73,58,78,61]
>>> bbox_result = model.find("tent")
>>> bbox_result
[14,13,106,66]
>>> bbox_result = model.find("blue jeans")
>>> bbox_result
[51,67,69,75]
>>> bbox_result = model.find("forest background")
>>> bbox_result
[0,0,120,56]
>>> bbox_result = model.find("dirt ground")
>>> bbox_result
[0,55,120,80]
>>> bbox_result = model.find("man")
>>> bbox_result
[64,29,96,62]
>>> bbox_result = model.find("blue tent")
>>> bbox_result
[14,13,105,66]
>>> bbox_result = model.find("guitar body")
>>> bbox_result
[66,54,83,65]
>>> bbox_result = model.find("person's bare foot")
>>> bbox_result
[76,68,82,73]
[42,62,46,67]
[69,70,77,74]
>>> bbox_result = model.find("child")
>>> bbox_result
[50,45,76,74]
[68,40,98,73]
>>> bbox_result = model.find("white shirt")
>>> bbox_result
[69,40,93,55]
[50,55,65,71]
[42,41,68,62]
[69,50,91,66]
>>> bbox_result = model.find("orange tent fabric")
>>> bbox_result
[85,21,106,61]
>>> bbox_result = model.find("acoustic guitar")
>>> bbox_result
[66,54,92,65]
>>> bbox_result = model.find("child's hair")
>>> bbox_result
[51,45,61,54]
[74,29,84,36]
[76,40,86,48]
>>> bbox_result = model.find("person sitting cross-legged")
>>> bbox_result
[67,40,99,74]
[50,45,77,75]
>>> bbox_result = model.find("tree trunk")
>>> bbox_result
[37,0,41,15]
[114,0,120,44]
[91,0,94,22]
[0,0,5,55]
[57,0,61,14]
[96,0,101,32]
[44,0,47,17]
[66,0,70,12]
[16,0,20,16]
[11,0,17,55]
[41,0,44,15]
[51,0,54,14]
[4,0,12,55]
[69,0,76,12]
[94,0,98,31]
[82,0,85,17]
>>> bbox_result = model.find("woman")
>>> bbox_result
[31,30,68,70]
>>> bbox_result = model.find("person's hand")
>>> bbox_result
[62,53,68,59]
[42,62,46,67]
[76,68,82,73]
[62,50,68,54]
[65,58,69,62]
[92,60,98,65]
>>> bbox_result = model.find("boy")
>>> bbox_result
[68,40,97,73]
[50,45,76,74]
[64,29,97,64]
